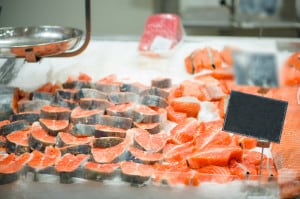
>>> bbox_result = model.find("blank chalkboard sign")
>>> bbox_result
[223,91,288,143]
[233,51,279,88]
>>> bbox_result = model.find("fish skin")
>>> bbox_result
[6,128,31,155]
[29,122,56,152]
[140,87,169,99]
[140,95,168,108]
[79,98,113,110]
[96,115,133,130]
[18,99,50,112]
[31,92,54,102]
[83,162,120,181]
[93,137,124,148]
[63,81,91,89]
[70,107,104,125]
[151,77,172,89]
[78,88,107,99]
[70,123,96,137]
[108,92,139,104]
[11,112,40,124]
[0,120,29,136]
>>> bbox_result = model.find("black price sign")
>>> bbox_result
[223,91,288,143]
[233,51,279,88]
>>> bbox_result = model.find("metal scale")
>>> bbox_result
[0,0,91,63]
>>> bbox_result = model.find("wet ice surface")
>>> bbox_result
[7,37,283,91]
[0,174,280,199]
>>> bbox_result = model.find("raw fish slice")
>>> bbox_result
[29,122,56,151]
[18,99,50,112]
[169,117,199,144]
[55,89,79,100]
[186,146,243,169]
[59,144,91,155]
[27,147,61,172]
[40,105,71,120]
[63,81,91,89]
[93,137,124,148]
[56,132,92,147]
[97,115,133,130]
[152,162,191,186]
[11,111,40,124]
[163,141,195,163]
[140,87,169,99]
[132,105,161,123]
[79,98,113,110]
[193,165,234,185]
[39,118,69,136]
[91,132,132,163]
[165,106,187,123]
[70,123,96,137]
[84,162,120,181]
[78,88,107,99]
[140,95,168,108]
[108,92,139,104]
[171,96,201,118]
[31,91,54,102]
[133,122,161,134]
[0,136,6,148]
[55,153,89,183]
[151,77,172,89]
[128,146,163,164]
[95,125,127,138]
[94,82,121,93]
[71,107,104,124]
[6,128,31,155]
[120,161,154,185]
[51,95,77,109]
[232,134,257,149]
[120,82,148,94]
[0,120,29,136]
[229,159,257,179]
[106,102,135,118]
[133,128,168,153]
[0,152,31,184]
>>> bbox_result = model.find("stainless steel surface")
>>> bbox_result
[0,0,91,62]
[0,26,83,62]
[56,0,91,59]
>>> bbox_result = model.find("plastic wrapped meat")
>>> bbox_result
[138,14,184,57]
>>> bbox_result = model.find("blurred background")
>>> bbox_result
[0,0,299,38]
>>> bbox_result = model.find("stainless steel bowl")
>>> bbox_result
[0,26,83,60]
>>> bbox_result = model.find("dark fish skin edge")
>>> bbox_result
[83,167,120,181]
[55,89,79,100]
[18,100,50,112]
[121,172,150,185]
[31,92,54,102]
[28,133,54,152]
[78,88,107,100]
[140,95,168,108]
[71,112,104,125]
[39,120,69,136]
[60,144,91,155]
[6,140,31,155]
[11,112,40,124]
[0,120,29,136]
[63,81,91,89]
[93,137,124,148]
[0,170,26,185]
[70,123,96,137]
[40,110,71,121]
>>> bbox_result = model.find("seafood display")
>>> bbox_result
[0,42,299,199]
